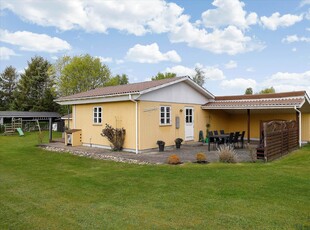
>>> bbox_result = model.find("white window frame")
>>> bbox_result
[160,106,171,126]
[93,106,102,124]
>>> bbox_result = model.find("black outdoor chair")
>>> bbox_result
[227,132,234,146]
[214,130,219,135]
[233,131,240,148]
[220,130,225,135]
[208,131,216,150]
[238,131,245,148]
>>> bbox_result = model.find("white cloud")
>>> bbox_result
[246,67,254,72]
[0,0,186,36]
[292,47,297,52]
[260,13,303,30]
[165,64,225,80]
[0,0,264,55]
[126,43,181,63]
[96,56,113,63]
[0,46,17,60]
[262,71,310,94]
[0,29,71,53]
[169,23,264,55]
[220,78,257,91]
[165,65,196,77]
[225,60,237,69]
[51,56,58,60]
[116,59,124,64]
[300,0,310,7]
[201,0,257,29]
[282,35,310,43]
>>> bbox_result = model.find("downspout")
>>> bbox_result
[294,106,301,147]
[129,94,138,154]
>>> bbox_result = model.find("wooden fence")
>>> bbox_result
[258,120,298,161]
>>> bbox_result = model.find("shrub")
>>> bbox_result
[100,124,126,151]
[217,144,237,163]
[196,152,207,163]
[167,154,181,165]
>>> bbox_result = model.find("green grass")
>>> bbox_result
[0,132,309,229]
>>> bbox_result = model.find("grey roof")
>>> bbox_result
[0,111,61,118]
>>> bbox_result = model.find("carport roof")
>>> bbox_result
[0,111,61,118]
[202,91,310,112]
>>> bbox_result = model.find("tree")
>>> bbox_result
[0,66,18,110]
[152,72,176,81]
[12,56,58,112]
[192,67,205,87]
[245,87,253,95]
[105,74,129,86]
[259,87,275,94]
[57,54,111,96]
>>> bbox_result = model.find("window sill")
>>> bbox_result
[160,124,172,127]
[92,123,102,126]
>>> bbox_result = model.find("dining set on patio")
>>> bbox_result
[207,130,245,151]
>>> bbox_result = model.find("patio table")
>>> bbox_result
[208,134,230,151]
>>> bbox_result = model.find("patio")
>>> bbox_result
[40,140,255,164]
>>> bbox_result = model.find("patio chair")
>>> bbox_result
[227,132,234,146]
[233,131,240,148]
[214,130,219,135]
[238,131,245,148]
[208,131,216,150]
[220,130,225,135]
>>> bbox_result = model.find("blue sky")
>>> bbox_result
[1,0,309,96]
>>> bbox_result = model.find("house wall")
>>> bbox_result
[139,81,210,104]
[138,101,208,150]
[302,113,310,142]
[74,101,136,150]
[207,110,230,133]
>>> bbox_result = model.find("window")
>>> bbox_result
[93,107,102,124]
[160,106,171,125]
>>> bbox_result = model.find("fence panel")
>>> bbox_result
[263,120,298,162]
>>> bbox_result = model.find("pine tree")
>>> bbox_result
[12,56,58,112]
[0,66,18,110]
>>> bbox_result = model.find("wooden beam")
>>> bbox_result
[247,109,251,143]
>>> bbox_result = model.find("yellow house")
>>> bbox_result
[55,76,310,153]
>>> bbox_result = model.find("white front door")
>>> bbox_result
[184,107,194,141]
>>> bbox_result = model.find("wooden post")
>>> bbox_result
[49,117,52,143]
[247,109,250,143]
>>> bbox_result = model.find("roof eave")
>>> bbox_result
[55,93,140,105]
[201,105,301,110]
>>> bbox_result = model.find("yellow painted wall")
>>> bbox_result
[74,101,136,149]
[228,113,296,139]
[138,101,208,150]
[207,110,230,133]
[302,113,310,142]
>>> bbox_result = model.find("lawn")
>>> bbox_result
[0,132,309,229]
